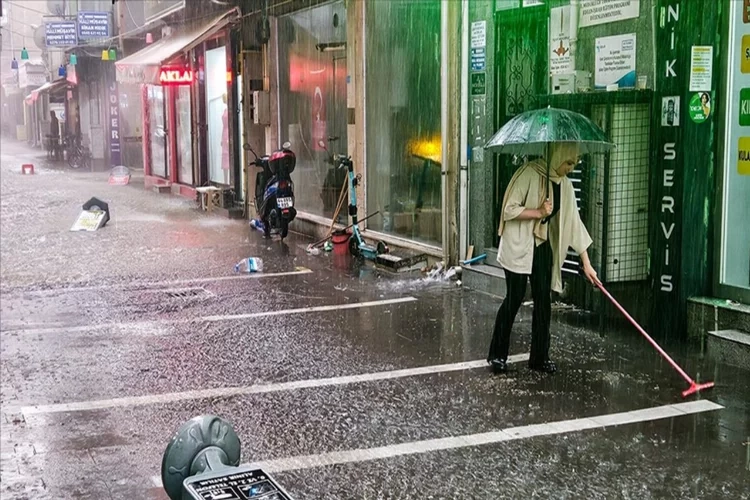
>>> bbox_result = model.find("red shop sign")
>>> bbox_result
[159,66,194,85]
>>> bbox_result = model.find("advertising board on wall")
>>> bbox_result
[594,33,636,89]
[579,0,640,27]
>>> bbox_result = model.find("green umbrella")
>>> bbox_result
[484,107,615,198]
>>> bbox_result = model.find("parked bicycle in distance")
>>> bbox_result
[64,135,92,170]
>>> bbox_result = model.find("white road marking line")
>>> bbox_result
[16,353,529,416]
[1,267,313,297]
[150,399,722,487]
[0,296,418,336]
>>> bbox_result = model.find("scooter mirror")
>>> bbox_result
[242,143,251,151]
[282,141,292,149]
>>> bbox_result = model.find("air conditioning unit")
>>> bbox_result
[250,91,270,125]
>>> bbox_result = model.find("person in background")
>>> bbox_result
[487,143,600,375]
[49,111,61,160]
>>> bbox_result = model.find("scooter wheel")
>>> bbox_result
[349,236,360,257]
[280,220,289,239]
[377,241,389,255]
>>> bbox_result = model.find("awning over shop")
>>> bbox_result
[116,9,239,85]
[24,79,68,104]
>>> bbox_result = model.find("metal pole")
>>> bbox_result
[459,0,469,260]
[441,0,449,262]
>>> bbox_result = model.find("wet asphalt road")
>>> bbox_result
[1,140,749,499]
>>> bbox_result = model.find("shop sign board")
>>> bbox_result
[739,137,750,175]
[580,0,640,28]
[78,11,110,40]
[45,21,77,47]
[159,66,194,85]
[740,88,750,126]
[594,33,636,89]
[108,81,122,167]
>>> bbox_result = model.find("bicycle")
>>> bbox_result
[64,135,92,169]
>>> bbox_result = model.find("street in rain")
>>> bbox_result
[1,0,748,499]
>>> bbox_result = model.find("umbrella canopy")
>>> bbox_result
[484,107,615,155]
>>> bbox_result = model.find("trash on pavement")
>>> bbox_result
[250,219,265,233]
[425,261,462,281]
[234,257,263,273]
[306,244,321,256]
[323,240,334,252]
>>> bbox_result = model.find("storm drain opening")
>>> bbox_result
[142,287,216,301]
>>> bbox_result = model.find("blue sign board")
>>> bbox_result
[78,11,110,39]
[107,81,122,167]
[45,22,77,47]
[471,47,486,71]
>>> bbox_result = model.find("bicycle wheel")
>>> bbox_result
[68,148,82,169]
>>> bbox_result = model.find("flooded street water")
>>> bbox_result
[1,141,748,499]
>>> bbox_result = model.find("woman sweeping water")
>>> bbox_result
[487,143,600,374]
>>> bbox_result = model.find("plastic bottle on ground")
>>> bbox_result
[234,257,264,273]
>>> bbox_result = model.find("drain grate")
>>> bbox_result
[140,287,215,301]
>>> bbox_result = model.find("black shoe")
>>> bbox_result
[488,358,508,374]
[529,360,557,374]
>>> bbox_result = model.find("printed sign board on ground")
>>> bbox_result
[70,210,107,232]
[183,468,292,500]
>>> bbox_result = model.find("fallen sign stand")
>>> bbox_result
[108,166,131,185]
[70,210,108,231]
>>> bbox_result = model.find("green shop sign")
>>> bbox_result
[740,88,750,127]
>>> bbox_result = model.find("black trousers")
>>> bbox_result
[488,241,553,365]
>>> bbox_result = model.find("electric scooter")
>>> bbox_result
[334,153,388,259]
[245,142,297,239]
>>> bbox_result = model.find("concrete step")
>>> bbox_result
[484,247,502,269]
[462,264,506,297]
[707,329,750,368]
[462,262,534,300]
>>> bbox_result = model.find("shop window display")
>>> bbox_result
[277,1,348,220]
[365,0,442,246]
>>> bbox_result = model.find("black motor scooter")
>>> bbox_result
[245,142,297,239]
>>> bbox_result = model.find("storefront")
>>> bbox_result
[466,0,720,339]
[715,0,750,304]
[276,1,349,221]
[272,0,448,254]
[365,0,443,248]
[115,10,239,198]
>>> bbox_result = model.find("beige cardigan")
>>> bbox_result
[497,160,593,293]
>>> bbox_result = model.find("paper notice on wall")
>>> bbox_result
[550,6,572,76]
[471,21,486,49]
[689,46,714,92]
[580,0,640,28]
[595,33,637,89]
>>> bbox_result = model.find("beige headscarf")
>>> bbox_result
[498,142,580,241]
